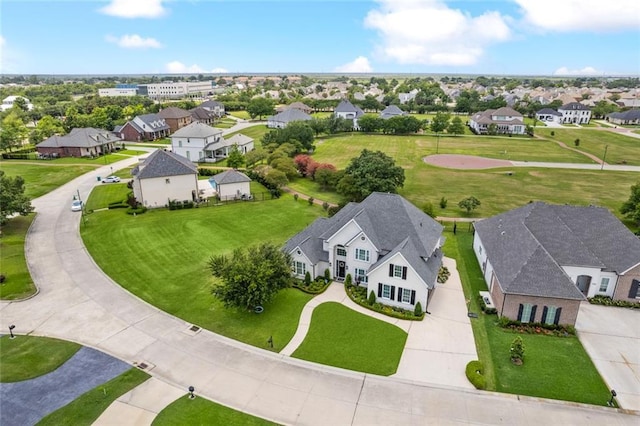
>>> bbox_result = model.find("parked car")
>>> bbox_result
[71,200,83,212]
[102,175,121,183]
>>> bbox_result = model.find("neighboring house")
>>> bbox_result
[209,169,252,201]
[398,89,419,104]
[224,133,254,154]
[276,102,313,114]
[199,100,225,117]
[267,108,312,128]
[535,108,562,124]
[469,107,526,135]
[119,114,170,142]
[36,127,120,158]
[473,202,640,326]
[171,121,224,162]
[158,107,193,133]
[131,149,199,208]
[189,106,216,125]
[1,95,34,112]
[616,98,640,108]
[379,105,407,120]
[284,192,444,311]
[334,99,364,129]
[607,109,640,125]
[558,102,592,124]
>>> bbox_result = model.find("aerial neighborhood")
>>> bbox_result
[1,71,639,425]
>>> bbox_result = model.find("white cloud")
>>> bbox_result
[211,67,228,73]
[364,0,511,66]
[105,34,162,49]
[166,61,205,73]
[553,66,603,76]
[0,35,5,47]
[516,0,640,32]
[99,0,167,19]
[334,56,373,73]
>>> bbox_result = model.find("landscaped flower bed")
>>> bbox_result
[345,282,424,321]
[291,277,331,294]
[497,317,575,337]
[588,295,640,309]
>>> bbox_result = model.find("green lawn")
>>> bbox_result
[0,335,81,382]
[228,111,251,120]
[292,302,407,376]
[536,128,640,166]
[116,149,147,156]
[213,118,237,129]
[80,196,321,351]
[286,177,342,205]
[38,368,150,426]
[226,124,268,142]
[0,215,37,300]
[444,230,612,406]
[153,395,276,426]
[1,162,97,198]
[112,166,135,179]
[84,183,131,211]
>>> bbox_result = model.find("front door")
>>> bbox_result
[576,275,591,296]
[336,261,346,279]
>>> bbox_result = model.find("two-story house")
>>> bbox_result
[170,122,224,162]
[334,100,364,130]
[558,102,592,124]
[118,113,170,142]
[469,107,526,135]
[199,100,225,118]
[284,193,444,311]
[158,107,193,133]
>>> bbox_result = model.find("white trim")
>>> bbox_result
[325,218,363,245]
[289,246,312,266]
[620,261,640,275]
[344,230,380,253]
[367,252,429,288]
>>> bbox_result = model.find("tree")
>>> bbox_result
[246,97,275,120]
[620,182,640,226]
[32,115,65,142]
[245,147,267,167]
[314,164,338,189]
[209,242,292,309]
[447,116,465,136]
[264,168,288,188]
[0,112,29,151]
[384,115,422,134]
[357,114,383,133]
[308,118,327,136]
[293,154,315,177]
[0,171,34,225]
[338,149,405,201]
[458,196,481,214]
[510,336,525,365]
[430,112,451,134]
[226,145,245,169]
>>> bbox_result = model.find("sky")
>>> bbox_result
[1,0,639,76]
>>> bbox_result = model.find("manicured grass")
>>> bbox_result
[84,183,130,211]
[213,118,237,129]
[112,166,135,179]
[228,110,251,120]
[311,112,332,119]
[0,215,37,300]
[38,368,150,426]
[291,302,407,376]
[287,177,343,205]
[81,196,321,351]
[536,128,640,166]
[0,335,81,382]
[153,395,276,426]
[226,124,268,142]
[1,162,96,198]
[444,230,612,406]
[116,149,147,156]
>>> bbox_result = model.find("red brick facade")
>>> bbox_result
[119,122,169,142]
[613,263,640,302]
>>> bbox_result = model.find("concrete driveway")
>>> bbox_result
[576,303,640,410]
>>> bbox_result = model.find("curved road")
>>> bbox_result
[1,157,637,425]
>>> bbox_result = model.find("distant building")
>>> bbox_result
[36,128,120,158]
[199,100,225,117]
[469,107,526,135]
[267,108,312,128]
[535,108,562,124]
[607,109,640,125]
[558,102,592,124]
[98,87,138,97]
[1,95,33,112]
[379,105,406,120]
[334,100,364,129]
[137,81,215,100]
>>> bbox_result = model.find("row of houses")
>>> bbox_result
[285,194,640,326]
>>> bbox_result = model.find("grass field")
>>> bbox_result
[0,215,37,300]
[443,230,612,406]
[1,162,97,198]
[292,302,407,375]
[225,124,268,141]
[81,196,322,351]
[287,177,342,205]
[153,395,276,426]
[536,128,640,166]
[228,111,251,120]
[0,335,81,382]
[38,368,150,426]
[84,183,130,211]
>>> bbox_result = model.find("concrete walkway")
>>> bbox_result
[1,157,638,424]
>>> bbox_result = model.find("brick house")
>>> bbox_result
[473,202,640,326]
[118,114,170,142]
[158,107,192,133]
[36,127,120,158]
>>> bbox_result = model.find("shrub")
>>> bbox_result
[308,197,314,206]
[322,201,329,211]
[324,268,331,282]
[0,274,6,284]
[414,301,423,316]
[108,202,128,209]
[439,196,448,209]
[510,336,525,363]
[293,193,299,201]
[368,291,376,306]
[327,206,339,217]
[437,266,450,283]
[574,138,580,147]
[465,360,486,390]
[422,202,435,218]
[550,131,555,136]
[126,206,147,215]
[304,271,311,286]
[345,273,352,288]
[497,316,575,336]
[588,295,640,309]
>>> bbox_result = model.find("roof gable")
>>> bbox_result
[134,149,197,179]
[158,107,191,119]
[172,121,222,138]
[211,169,251,184]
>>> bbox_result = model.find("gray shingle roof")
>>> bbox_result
[267,108,312,123]
[536,108,562,116]
[335,100,364,117]
[158,107,191,119]
[283,217,330,264]
[211,169,251,185]
[380,105,406,119]
[189,107,214,121]
[37,127,120,148]
[132,149,197,179]
[474,202,640,299]
[171,121,222,138]
[492,107,523,117]
[559,102,590,111]
[607,109,640,121]
[225,134,253,146]
[200,100,223,109]
[136,113,170,131]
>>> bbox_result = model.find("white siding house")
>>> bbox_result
[171,121,224,162]
[469,107,526,135]
[558,102,592,124]
[210,169,252,201]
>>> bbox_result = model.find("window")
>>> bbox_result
[355,248,370,262]
[388,264,407,280]
[544,306,557,325]
[354,268,368,284]
[401,288,412,304]
[382,284,391,299]
[336,247,347,257]
[599,277,610,292]
[292,261,306,276]
[393,265,403,278]
[518,303,536,323]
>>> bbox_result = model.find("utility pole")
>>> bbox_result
[601,145,608,171]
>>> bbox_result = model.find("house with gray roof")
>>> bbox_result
[558,102,592,124]
[209,169,252,201]
[158,107,192,133]
[469,107,525,135]
[131,149,199,208]
[267,108,312,128]
[284,192,444,311]
[171,121,224,162]
[189,106,216,125]
[535,108,562,124]
[276,102,313,114]
[473,202,640,325]
[379,105,406,120]
[37,127,120,158]
[199,100,225,117]
[119,113,170,142]
[607,109,640,125]
[334,99,364,129]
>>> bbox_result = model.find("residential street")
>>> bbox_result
[0,157,638,424]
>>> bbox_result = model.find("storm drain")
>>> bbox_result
[182,324,202,336]
[134,360,156,371]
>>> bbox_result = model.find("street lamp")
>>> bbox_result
[608,389,617,407]
[188,386,195,399]
[9,324,16,339]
